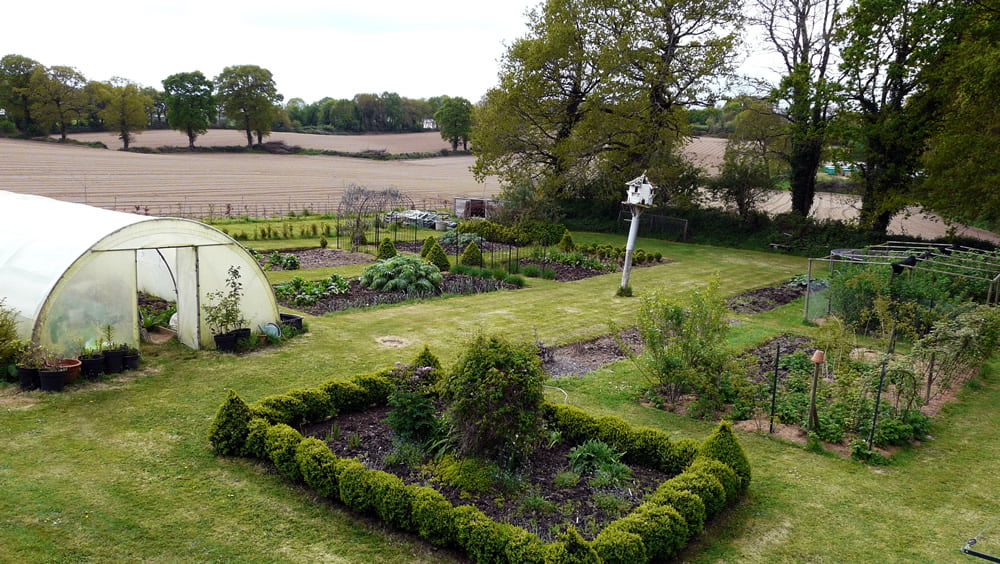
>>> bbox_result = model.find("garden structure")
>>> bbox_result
[0,191,278,353]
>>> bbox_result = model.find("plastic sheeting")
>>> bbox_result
[0,191,278,354]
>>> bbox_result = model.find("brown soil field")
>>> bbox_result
[0,133,495,217]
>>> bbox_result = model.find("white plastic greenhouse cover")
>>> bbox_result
[0,191,279,354]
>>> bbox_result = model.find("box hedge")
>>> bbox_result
[209,371,752,563]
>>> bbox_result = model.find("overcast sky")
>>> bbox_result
[3,1,538,104]
[4,1,778,105]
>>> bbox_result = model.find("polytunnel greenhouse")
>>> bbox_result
[0,191,279,354]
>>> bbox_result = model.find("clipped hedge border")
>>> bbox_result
[209,373,751,563]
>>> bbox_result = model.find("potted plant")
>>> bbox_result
[122,344,140,370]
[15,342,44,390]
[78,342,104,380]
[59,357,82,384]
[202,265,248,353]
[37,350,67,392]
[100,325,125,374]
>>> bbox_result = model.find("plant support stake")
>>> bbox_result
[769,344,780,434]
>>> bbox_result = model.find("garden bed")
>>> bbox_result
[256,248,375,270]
[302,405,672,541]
[275,273,518,315]
[727,282,808,314]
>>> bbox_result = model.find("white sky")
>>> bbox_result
[2,1,538,104]
[3,0,780,106]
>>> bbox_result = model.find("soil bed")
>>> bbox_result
[542,328,642,378]
[257,248,374,270]
[727,281,808,314]
[302,406,672,542]
[276,273,517,316]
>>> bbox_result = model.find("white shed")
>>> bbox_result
[0,191,278,354]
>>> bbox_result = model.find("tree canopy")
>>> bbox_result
[27,65,88,141]
[434,96,472,151]
[96,78,153,149]
[163,71,215,148]
[214,65,283,148]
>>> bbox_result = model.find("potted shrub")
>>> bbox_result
[16,342,44,390]
[122,344,140,370]
[37,350,67,392]
[100,325,125,374]
[202,265,248,353]
[78,343,104,380]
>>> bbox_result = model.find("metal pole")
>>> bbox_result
[621,205,642,291]
[804,258,814,321]
[769,344,780,434]
[868,361,887,450]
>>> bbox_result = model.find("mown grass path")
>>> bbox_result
[4,237,993,561]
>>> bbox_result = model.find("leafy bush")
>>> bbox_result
[439,230,484,247]
[264,424,304,481]
[320,379,370,414]
[521,264,542,278]
[557,229,576,252]
[376,237,397,260]
[243,417,271,458]
[295,437,342,498]
[568,439,624,474]
[425,239,451,272]
[207,389,252,455]
[250,394,307,426]
[592,527,646,563]
[441,333,545,468]
[419,236,436,258]
[274,274,351,306]
[459,240,483,267]
[410,485,457,546]
[697,421,751,489]
[360,254,443,293]
[386,366,440,443]
[266,251,300,270]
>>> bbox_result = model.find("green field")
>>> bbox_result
[2,235,996,562]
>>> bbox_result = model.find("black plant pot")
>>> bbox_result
[279,313,303,331]
[103,349,125,374]
[214,332,238,353]
[124,354,140,371]
[233,327,252,343]
[38,368,66,392]
[17,366,39,390]
[79,356,103,379]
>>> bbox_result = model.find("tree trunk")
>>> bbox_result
[186,127,196,148]
[789,137,823,216]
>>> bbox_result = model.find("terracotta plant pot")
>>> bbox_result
[60,358,81,384]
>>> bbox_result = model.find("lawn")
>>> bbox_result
[2,234,995,562]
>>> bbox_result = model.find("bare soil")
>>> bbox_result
[261,248,375,270]
[727,282,808,314]
[301,405,672,542]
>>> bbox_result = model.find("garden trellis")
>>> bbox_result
[803,241,1000,321]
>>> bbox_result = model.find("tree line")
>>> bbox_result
[472,0,1000,236]
[0,55,474,151]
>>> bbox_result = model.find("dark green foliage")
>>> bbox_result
[376,237,397,260]
[295,438,342,499]
[360,254,443,293]
[522,264,542,278]
[386,368,440,444]
[264,424,304,481]
[250,394,307,427]
[616,285,633,297]
[273,274,349,306]
[410,485,456,546]
[546,526,600,563]
[459,240,484,267]
[457,218,567,246]
[442,333,545,468]
[505,274,526,287]
[368,471,415,531]
[286,387,334,423]
[426,239,451,272]
[697,421,751,489]
[419,236,436,258]
[243,417,271,458]
[592,527,647,564]
[320,379,370,414]
[453,505,510,563]
[412,344,442,371]
[667,470,726,517]
[610,504,687,561]
[568,439,624,474]
[207,389,252,455]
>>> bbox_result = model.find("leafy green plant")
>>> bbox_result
[459,240,483,267]
[441,333,545,468]
[274,274,350,306]
[376,237,397,260]
[419,236,436,258]
[202,265,247,335]
[567,439,623,474]
[557,229,575,252]
[553,470,580,487]
[360,255,443,294]
[591,491,630,517]
[424,240,451,273]
[266,251,300,270]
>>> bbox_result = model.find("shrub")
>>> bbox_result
[568,439,624,474]
[453,505,512,563]
[410,485,457,546]
[505,274,526,287]
[541,267,557,280]
[697,421,751,489]
[546,525,600,563]
[360,254,443,293]
[286,387,334,423]
[337,458,375,514]
[425,239,452,272]
[264,424,304,481]
[459,240,483,267]
[612,503,688,561]
[320,379,370,414]
[592,527,646,564]
[368,471,414,531]
[273,274,349,306]
[295,437,342,499]
[250,394,307,426]
[646,485,706,534]
[376,237,397,260]
[351,372,394,406]
[207,389,252,455]
[688,458,740,504]
[521,264,542,278]
[557,229,576,252]
[238,416,269,458]
[667,470,726,517]
[319,236,328,248]
[419,236,436,258]
[441,333,545,468]
[412,344,442,371]
[386,371,439,444]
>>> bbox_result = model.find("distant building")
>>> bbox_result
[423,118,437,130]
[454,197,494,219]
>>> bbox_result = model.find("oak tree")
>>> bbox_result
[27,65,89,141]
[214,65,282,148]
[97,78,153,149]
[434,96,472,150]
[163,71,216,148]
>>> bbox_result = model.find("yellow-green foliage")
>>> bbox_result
[426,239,451,272]
[697,420,751,489]
[264,424,304,481]
[592,527,646,563]
[419,236,436,258]
[295,438,342,498]
[410,486,456,546]
[376,237,397,260]
[207,389,252,455]
[546,525,600,563]
[557,229,576,253]
[459,240,483,267]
